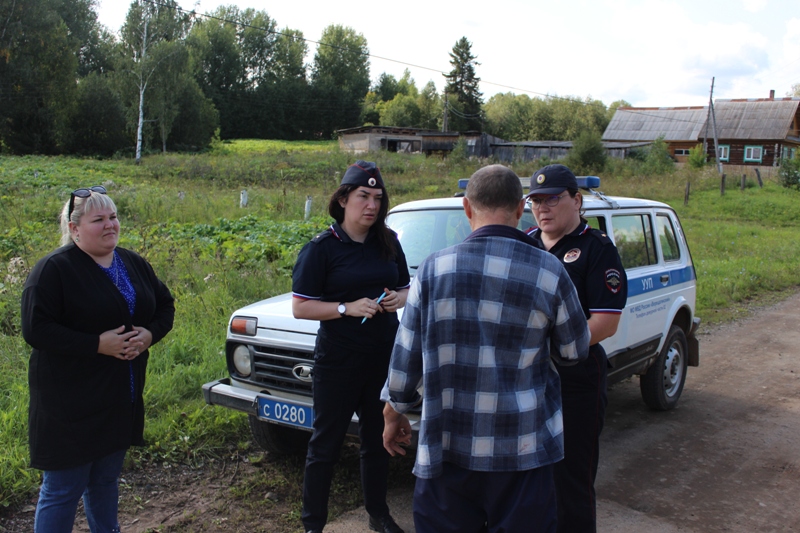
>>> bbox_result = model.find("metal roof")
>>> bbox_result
[492,141,651,149]
[706,99,800,140]
[602,107,708,142]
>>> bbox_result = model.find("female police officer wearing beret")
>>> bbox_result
[525,164,627,533]
[292,161,410,533]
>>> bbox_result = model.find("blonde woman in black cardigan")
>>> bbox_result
[21,186,175,533]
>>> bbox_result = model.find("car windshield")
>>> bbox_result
[387,208,537,275]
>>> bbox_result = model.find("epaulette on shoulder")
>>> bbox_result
[311,229,333,244]
[589,228,614,245]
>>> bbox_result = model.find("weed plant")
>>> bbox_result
[1,143,799,508]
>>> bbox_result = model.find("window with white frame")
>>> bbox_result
[744,145,763,162]
[674,149,690,156]
[718,145,730,162]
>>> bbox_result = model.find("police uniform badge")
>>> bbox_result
[605,268,622,294]
[563,248,581,263]
[536,173,546,184]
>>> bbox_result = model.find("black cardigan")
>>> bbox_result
[21,243,175,470]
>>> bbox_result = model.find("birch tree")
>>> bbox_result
[120,0,191,163]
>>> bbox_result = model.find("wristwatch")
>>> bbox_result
[337,302,347,317]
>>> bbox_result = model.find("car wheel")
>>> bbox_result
[248,415,310,456]
[640,325,688,410]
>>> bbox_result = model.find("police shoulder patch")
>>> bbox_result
[605,268,622,294]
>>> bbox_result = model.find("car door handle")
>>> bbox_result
[660,274,670,283]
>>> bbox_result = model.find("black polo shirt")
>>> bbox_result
[292,222,411,353]
[527,223,627,322]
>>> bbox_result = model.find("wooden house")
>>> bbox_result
[699,97,800,166]
[603,95,800,166]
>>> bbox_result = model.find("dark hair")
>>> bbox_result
[465,164,523,212]
[328,183,396,260]
[564,187,589,222]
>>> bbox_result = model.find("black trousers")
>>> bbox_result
[413,462,557,533]
[301,341,392,531]
[554,344,608,533]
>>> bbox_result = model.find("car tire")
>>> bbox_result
[640,325,688,410]
[248,415,310,456]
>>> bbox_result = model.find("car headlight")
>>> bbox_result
[230,316,257,336]
[232,344,252,377]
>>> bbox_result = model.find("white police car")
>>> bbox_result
[202,178,699,454]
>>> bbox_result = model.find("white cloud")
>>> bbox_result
[741,0,768,12]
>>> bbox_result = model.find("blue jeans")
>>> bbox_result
[34,448,127,533]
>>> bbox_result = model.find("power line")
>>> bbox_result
[141,0,610,110]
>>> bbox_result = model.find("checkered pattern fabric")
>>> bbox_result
[382,233,590,479]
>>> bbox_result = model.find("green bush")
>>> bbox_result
[779,154,800,190]
[565,130,607,174]
[687,143,708,169]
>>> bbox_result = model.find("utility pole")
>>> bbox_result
[709,77,723,174]
[442,93,449,132]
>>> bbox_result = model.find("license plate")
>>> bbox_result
[257,397,314,429]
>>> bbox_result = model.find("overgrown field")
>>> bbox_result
[1,142,799,512]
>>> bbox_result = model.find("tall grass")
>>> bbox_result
[1,143,799,507]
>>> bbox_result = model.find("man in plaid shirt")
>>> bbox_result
[381,165,590,533]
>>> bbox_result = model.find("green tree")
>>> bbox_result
[380,94,421,127]
[272,28,307,82]
[444,36,483,131]
[565,130,607,174]
[374,73,399,102]
[396,69,418,98]
[167,80,219,149]
[186,10,242,138]
[360,91,382,125]
[0,0,78,153]
[66,73,129,155]
[417,81,442,130]
[312,25,369,96]
[120,0,192,162]
[484,92,533,141]
[148,41,193,152]
[309,24,370,136]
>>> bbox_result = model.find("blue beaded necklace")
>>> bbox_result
[97,251,137,402]
[98,251,136,315]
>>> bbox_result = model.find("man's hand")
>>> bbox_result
[383,404,412,456]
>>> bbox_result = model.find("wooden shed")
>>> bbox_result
[491,140,651,163]
[336,126,436,154]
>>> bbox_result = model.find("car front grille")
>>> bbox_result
[250,344,314,396]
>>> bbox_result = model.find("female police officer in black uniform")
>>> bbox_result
[292,161,410,533]
[525,164,627,533]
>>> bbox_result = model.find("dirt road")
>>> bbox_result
[3,293,799,533]
[327,292,800,533]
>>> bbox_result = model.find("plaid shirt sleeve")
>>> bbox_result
[550,265,591,364]
[381,274,423,413]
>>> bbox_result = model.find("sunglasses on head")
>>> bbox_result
[68,186,107,220]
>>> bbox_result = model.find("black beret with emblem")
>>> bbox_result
[526,164,578,197]
[341,160,384,189]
